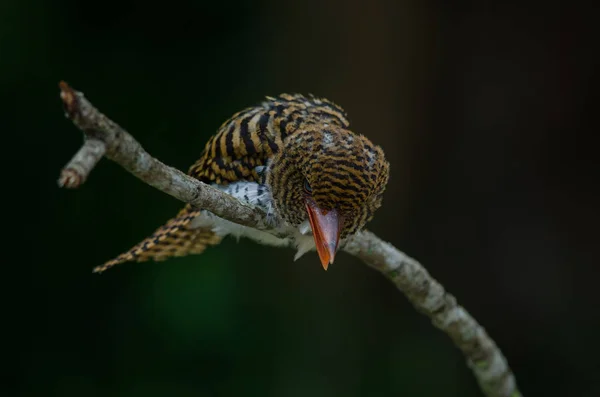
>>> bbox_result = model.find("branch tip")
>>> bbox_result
[58,168,84,189]
[59,81,79,118]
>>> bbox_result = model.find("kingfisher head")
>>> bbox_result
[266,123,389,269]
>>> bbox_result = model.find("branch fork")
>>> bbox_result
[57,81,521,397]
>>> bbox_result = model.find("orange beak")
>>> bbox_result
[305,199,342,270]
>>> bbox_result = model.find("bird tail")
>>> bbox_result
[93,205,222,273]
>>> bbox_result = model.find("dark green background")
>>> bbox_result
[3,1,598,396]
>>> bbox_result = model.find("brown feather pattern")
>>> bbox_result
[95,94,388,272]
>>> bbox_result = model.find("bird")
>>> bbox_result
[93,94,389,273]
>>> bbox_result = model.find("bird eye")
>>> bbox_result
[303,179,312,195]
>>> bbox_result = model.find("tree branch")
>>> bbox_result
[57,81,274,232]
[344,233,520,397]
[57,82,522,397]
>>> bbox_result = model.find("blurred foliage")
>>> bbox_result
[2,0,598,396]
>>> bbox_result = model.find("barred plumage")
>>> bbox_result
[95,94,388,272]
[187,94,350,184]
